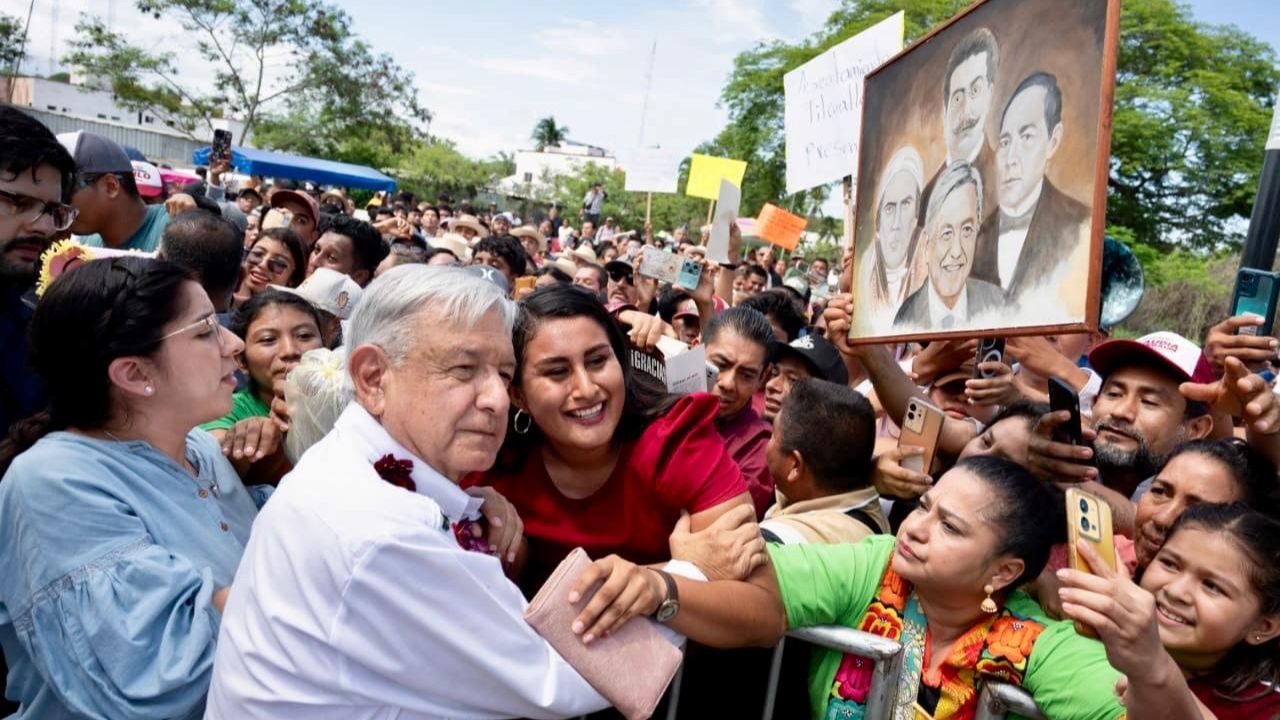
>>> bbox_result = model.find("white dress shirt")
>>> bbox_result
[205,403,609,720]
[926,280,969,328]
[996,180,1044,288]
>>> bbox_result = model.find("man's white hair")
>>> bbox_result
[876,145,926,213]
[346,264,517,366]
[924,160,984,231]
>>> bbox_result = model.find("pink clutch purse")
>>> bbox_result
[524,548,683,720]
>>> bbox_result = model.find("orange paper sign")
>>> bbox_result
[755,204,807,250]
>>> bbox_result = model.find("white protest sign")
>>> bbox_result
[783,11,905,195]
[706,178,742,264]
[1268,89,1280,151]
[656,337,708,394]
[620,147,683,193]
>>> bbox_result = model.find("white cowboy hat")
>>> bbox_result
[445,214,490,239]
[510,225,547,252]
[570,244,598,265]
[430,232,471,261]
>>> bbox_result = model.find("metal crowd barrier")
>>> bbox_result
[578,625,1048,720]
[761,626,1046,720]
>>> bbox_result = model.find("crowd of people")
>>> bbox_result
[0,103,1278,720]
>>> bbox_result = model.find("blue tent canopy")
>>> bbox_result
[192,145,397,192]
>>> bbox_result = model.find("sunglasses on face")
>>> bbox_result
[607,266,633,284]
[245,248,291,275]
[0,188,78,231]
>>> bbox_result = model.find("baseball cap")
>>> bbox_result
[270,268,364,320]
[604,259,634,278]
[462,263,510,295]
[1088,331,1215,385]
[270,189,320,227]
[770,334,849,386]
[673,300,699,323]
[130,161,164,198]
[57,131,133,174]
[933,363,978,389]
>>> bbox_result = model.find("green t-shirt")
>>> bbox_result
[200,390,270,433]
[768,536,1126,720]
[77,203,169,252]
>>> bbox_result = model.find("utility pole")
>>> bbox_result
[1240,92,1280,271]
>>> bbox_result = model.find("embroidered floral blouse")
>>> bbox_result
[768,536,1128,720]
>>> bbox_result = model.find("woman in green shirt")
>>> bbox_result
[572,457,1185,720]
[202,289,324,482]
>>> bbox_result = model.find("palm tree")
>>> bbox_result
[531,116,569,151]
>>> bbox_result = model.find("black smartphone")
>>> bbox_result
[1048,376,1083,445]
[212,129,233,162]
[1231,268,1280,337]
[974,337,1006,379]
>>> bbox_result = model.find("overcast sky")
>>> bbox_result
[5,0,1277,175]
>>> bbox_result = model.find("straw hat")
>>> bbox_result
[446,214,490,239]
[553,255,578,276]
[510,225,547,252]
[430,232,471,260]
[570,244,598,265]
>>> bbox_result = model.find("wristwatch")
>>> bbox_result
[650,569,680,623]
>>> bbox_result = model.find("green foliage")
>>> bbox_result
[1109,0,1279,250]
[392,139,513,203]
[1120,246,1235,341]
[64,0,428,156]
[715,0,1279,250]
[0,12,25,71]
[531,117,569,151]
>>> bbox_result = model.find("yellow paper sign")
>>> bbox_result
[755,203,807,250]
[686,154,748,200]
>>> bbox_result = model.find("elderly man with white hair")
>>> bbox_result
[204,265,612,719]
[858,144,927,329]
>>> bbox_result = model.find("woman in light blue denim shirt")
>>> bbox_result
[0,257,269,719]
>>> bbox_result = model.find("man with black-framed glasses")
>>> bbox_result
[58,131,168,252]
[0,109,77,443]
[0,106,77,714]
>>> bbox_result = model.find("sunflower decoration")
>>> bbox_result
[35,240,91,297]
[35,239,156,297]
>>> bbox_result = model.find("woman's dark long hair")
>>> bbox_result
[1166,503,1280,700]
[0,257,192,476]
[492,283,679,473]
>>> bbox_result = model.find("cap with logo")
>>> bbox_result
[130,161,164,198]
[269,268,364,320]
[462,263,510,295]
[1088,331,1215,385]
[770,334,849,386]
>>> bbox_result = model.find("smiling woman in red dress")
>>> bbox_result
[465,284,760,599]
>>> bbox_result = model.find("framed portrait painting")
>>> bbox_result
[849,0,1120,342]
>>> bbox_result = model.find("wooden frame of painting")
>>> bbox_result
[848,0,1121,343]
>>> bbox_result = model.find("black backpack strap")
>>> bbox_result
[843,506,886,535]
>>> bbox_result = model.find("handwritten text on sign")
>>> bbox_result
[755,204,808,251]
[783,12,904,195]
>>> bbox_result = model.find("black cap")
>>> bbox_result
[770,334,849,385]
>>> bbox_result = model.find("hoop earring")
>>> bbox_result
[513,409,532,435]
[981,584,998,614]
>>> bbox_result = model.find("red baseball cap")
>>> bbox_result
[1088,331,1215,385]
